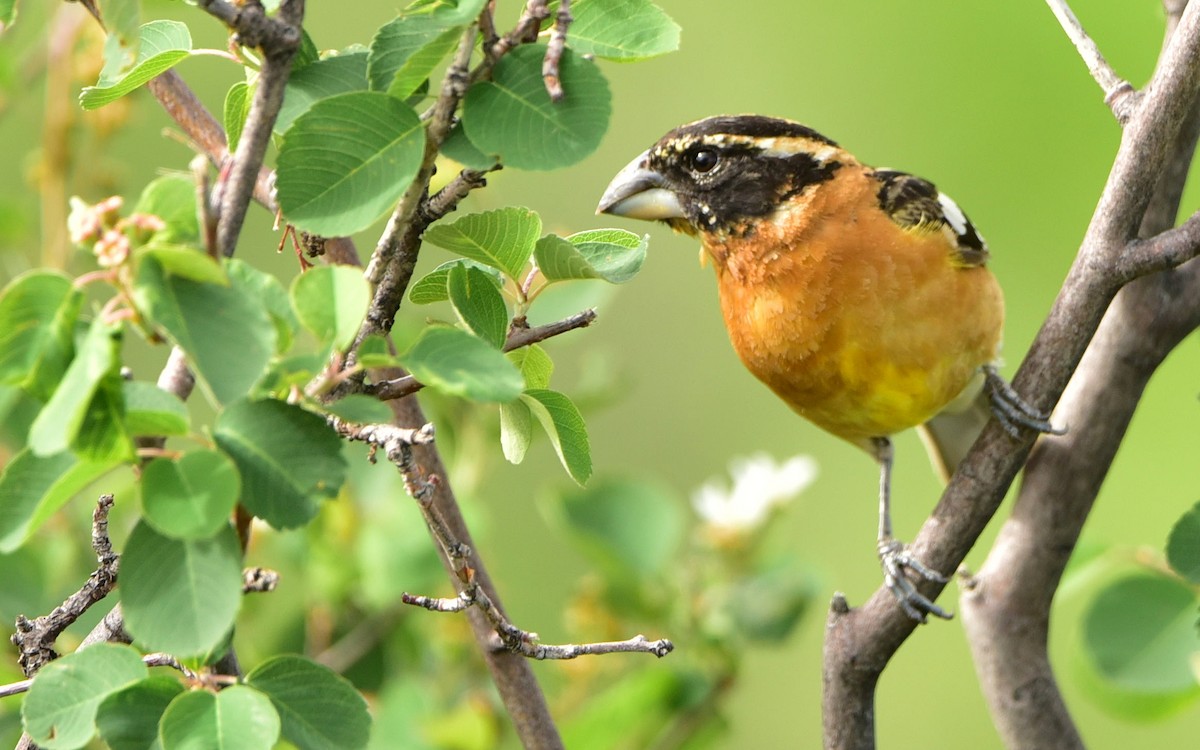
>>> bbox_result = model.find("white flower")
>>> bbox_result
[691,453,818,533]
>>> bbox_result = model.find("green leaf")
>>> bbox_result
[554,478,682,579]
[0,270,80,400]
[275,52,369,134]
[523,389,591,484]
[28,316,121,457]
[141,451,240,540]
[423,207,541,280]
[400,326,523,403]
[440,123,499,170]
[246,655,371,750]
[97,676,184,750]
[534,229,647,284]
[322,394,395,424]
[462,44,611,170]
[73,375,134,463]
[81,21,193,110]
[367,0,488,98]
[448,264,508,348]
[0,448,120,552]
[368,17,453,99]
[158,686,280,750]
[567,0,681,61]
[566,229,648,282]
[293,29,320,71]
[224,81,252,153]
[1166,501,1200,584]
[133,256,275,406]
[1083,572,1200,693]
[103,0,142,61]
[0,0,16,27]
[121,521,243,657]
[123,380,190,437]
[730,560,817,643]
[408,259,503,305]
[561,669,693,750]
[226,259,297,355]
[499,400,532,464]
[22,643,148,749]
[353,334,403,368]
[135,246,227,285]
[134,174,201,247]
[509,345,553,389]
[213,398,348,529]
[276,91,425,236]
[289,265,370,350]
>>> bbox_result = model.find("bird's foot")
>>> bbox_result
[877,538,952,623]
[983,365,1065,438]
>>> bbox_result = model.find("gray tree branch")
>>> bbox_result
[959,3,1200,747]
[821,2,1200,747]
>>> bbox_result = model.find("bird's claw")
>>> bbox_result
[878,538,952,623]
[983,365,1064,438]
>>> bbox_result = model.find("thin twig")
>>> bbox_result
[10,495,120,677]
[196,0,303,257]
[486,0,550,65]
[1045,0,1139,122]
[368,309,598,401]
[388,445,673,661]
[542,0,572,101]
[360,24,479,345]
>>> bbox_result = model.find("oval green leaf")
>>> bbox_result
[224,81,252,153]
[133,256,275,406]
[448,264,509,348]
[159,686,280,750]
[462,44,611,170]
[276,91,425,237]
[522,388,591,484]
[567,0,681,61]
[1166,501,1200,584]
[213,398,348,529]
[0,270,78,399]
[121,521,243,657]
[408,259,505,305]
[97,676,185,750]
[289,265,371,350]
[142,450,240,540]
[28,315,122,458]
[81,21,193,110]
[1083,572,1200,693]
[423,207,541,280]
[123,380,190,437]
[22,643,148,749]
[275,52,369,134]
[246,655,371,750]
[401,326,523,403]
[0,448,121,552]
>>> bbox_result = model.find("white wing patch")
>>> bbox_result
[937,192,969,236]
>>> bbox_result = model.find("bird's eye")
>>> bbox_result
[689,148,719,173]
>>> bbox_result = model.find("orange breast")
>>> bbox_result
[706,173,1004,446]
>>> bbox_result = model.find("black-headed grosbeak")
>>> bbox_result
[597,115,1057,621]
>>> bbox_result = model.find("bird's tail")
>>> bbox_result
[916,373,990,483]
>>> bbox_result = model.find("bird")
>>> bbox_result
[596,115,1058,622]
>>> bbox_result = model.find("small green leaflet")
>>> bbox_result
[81,21,193,110]
[423,207,541,281]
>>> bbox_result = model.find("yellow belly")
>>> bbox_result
[713,224,1003,446]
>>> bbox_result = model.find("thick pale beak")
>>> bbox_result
[596,150,686,220]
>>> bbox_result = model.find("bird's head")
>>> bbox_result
[597,115,850,239]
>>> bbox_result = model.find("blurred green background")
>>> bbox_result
[0,1,1197,747]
